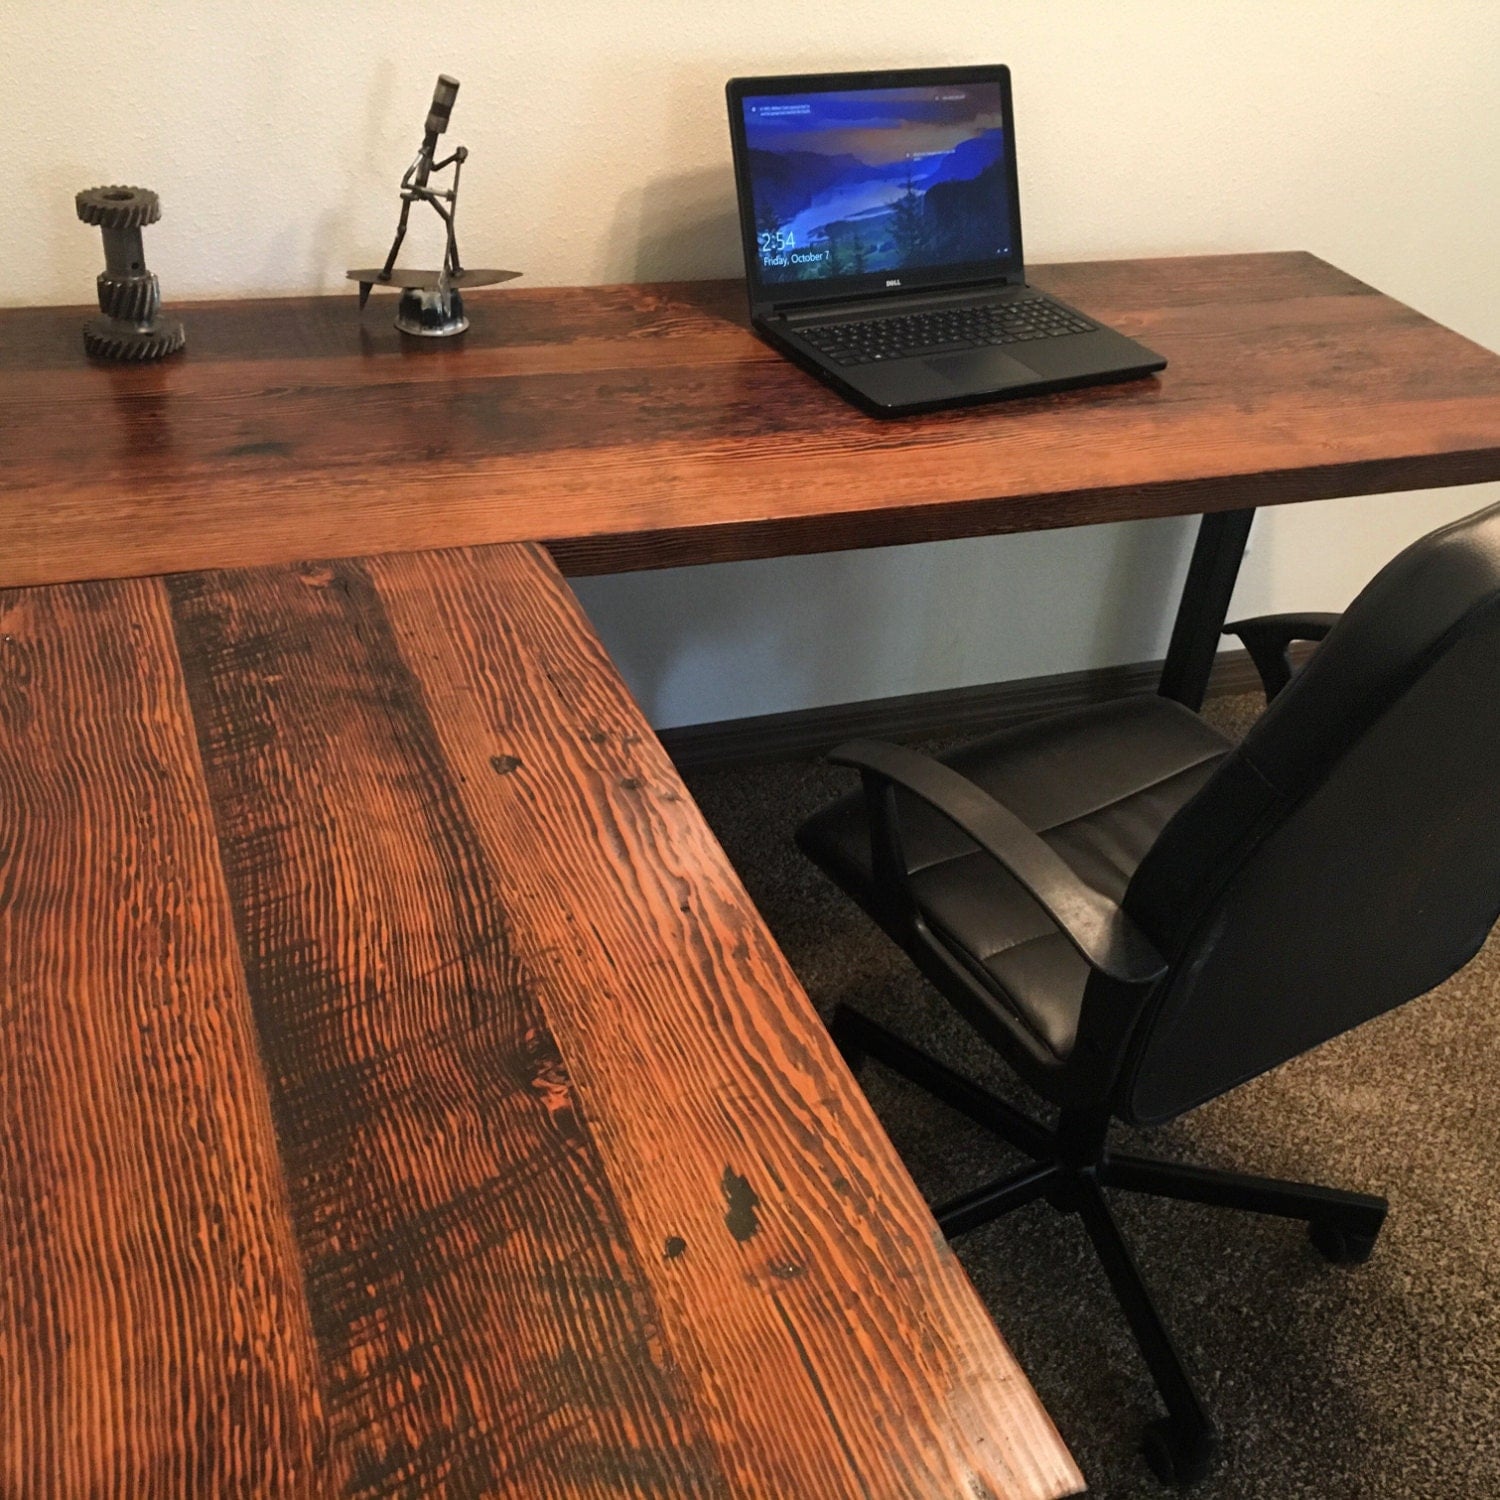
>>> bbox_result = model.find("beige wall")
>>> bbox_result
[8,2,1498,724]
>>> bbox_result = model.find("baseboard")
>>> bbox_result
[659,650,1270,772]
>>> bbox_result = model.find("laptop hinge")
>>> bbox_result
[769,276,1028,325]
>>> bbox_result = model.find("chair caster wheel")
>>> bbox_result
[1142,1417,1218,1487]
[1308,1220,1379,1264]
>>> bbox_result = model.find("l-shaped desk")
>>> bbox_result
[4,253,1500,1497]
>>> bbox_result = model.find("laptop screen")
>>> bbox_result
[729,69,1021,304]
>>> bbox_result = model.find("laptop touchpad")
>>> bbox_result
[925,348,1038,388]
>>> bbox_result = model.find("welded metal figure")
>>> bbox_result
[348,75,519,336]
[370,75,466,302]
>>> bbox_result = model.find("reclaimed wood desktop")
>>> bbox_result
[0,542,1080,1498]
[5,252,1500,1495]
[5,253,1500,594]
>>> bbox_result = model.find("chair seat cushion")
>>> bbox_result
[797,697,1232,1061]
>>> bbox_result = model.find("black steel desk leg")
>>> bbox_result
[1158,508,1256,709]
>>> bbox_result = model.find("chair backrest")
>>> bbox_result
[1115,502,1500,1126]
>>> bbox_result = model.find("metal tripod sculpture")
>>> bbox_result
[349,75,519,336]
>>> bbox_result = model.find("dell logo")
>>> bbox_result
[885,278,902,287]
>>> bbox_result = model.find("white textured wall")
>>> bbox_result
[8,2,1498,726]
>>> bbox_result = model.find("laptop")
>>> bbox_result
[726,65,1166,417]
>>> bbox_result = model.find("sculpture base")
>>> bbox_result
[346,267,521,333]
[395,285,467,337]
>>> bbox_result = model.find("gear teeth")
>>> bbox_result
[82,319,186,362]
[77,184,183,359]
[96,273,161,323]
[76,185,162,230]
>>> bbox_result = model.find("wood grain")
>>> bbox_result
[3,254,1499,589]
[166,558,729,1498]
[368,542,1084,1498]
[10,537,1082,1498]
[0,576,336,1496]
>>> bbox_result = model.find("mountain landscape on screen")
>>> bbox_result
[744,86,1009,283]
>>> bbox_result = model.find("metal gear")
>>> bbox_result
[75,186,161,230]
[81,320,186,361]
[75,184,183,362]
[95,272,161,323]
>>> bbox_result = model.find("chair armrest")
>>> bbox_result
[1223,611,1340,702]
[827,738,1167,986]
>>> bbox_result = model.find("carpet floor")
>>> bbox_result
[681,693,1500,1499]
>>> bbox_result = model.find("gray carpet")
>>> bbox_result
[681,694,1500,1498]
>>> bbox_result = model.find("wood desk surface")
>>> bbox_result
[0,542,1082,1498]
[4,252,1500,591]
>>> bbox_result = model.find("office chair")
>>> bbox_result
[796,502,1500,1484]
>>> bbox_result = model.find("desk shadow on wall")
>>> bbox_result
[574,516,1202,736]
[573,549,895,733]
[1087,512,1200,669]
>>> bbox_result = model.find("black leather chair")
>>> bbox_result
[796,502,1500,1483]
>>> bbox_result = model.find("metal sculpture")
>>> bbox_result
[348,75,519,336]
[75,186,185,360]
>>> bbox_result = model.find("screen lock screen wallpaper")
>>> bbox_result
[741,82,1012,285]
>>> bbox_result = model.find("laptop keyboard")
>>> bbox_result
[797,295,1096,366]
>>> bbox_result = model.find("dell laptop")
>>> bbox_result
[726,65,1165,417]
